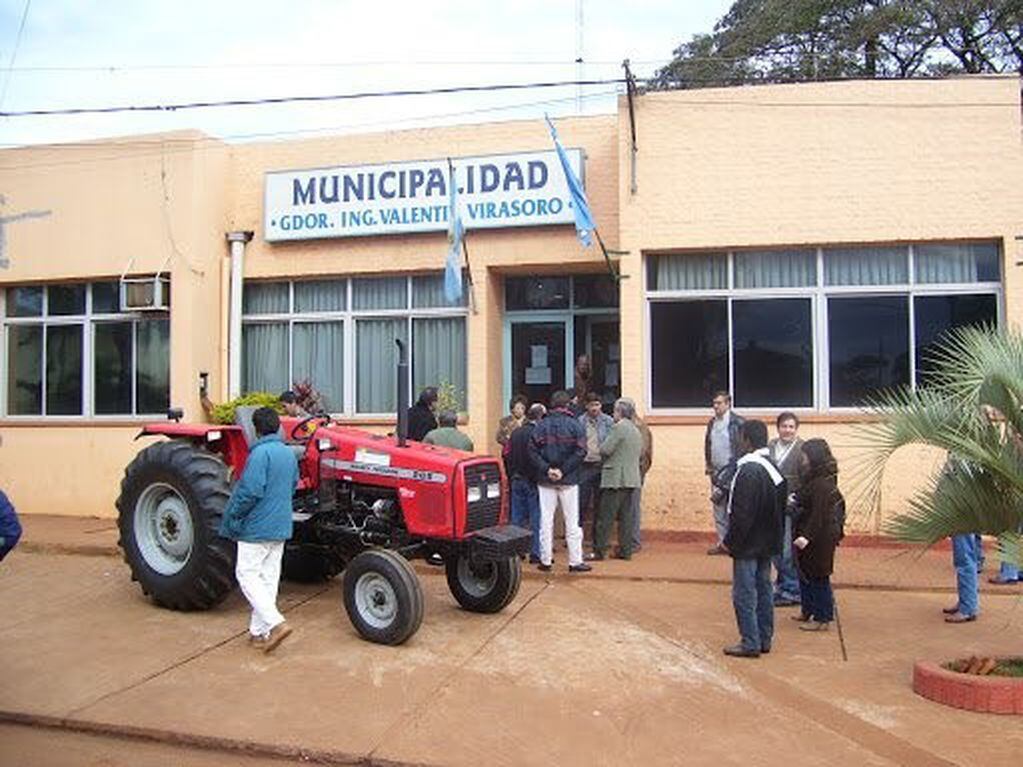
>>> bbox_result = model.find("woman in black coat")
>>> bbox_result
[407,387,439,442]
[792,438,841,631]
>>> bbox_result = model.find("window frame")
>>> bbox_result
[645,242,1002,415]
[1,280,171,420]
[241,274,469,417]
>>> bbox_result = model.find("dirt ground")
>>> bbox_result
[1,521,1021,766]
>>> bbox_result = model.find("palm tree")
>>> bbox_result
[849,325,1022,570]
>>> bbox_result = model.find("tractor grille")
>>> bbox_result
[463,462,502,533]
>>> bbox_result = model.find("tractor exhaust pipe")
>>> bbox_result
[396,338,409,447]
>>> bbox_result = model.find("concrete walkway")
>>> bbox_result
[2,515,1022,766]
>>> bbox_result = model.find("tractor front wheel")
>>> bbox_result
[116,440,235,611]
[445,554,521,614]
[342,549,424,645]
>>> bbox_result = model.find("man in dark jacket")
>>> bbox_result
[722,419,786,658]
[407,387,439,442]
[0,489,22,562]
[219,407,300,653]
[705,391,745,555]
[509,403,545,563]
[528,390,591,573]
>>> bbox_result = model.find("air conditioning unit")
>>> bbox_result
[120,275,170,311]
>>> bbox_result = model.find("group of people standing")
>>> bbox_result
[704,391,844,658]
[497,389,653,573]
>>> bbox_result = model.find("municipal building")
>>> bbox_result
[1,75,1020,534]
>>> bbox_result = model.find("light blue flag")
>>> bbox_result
[545,115,595,248]
[445,163,464,302]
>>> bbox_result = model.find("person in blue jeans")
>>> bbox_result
[722,420,786,658]
[945,533,981,622]
[507,403,545,562]
[989,527,1021,584]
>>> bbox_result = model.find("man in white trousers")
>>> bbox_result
[528,390,592,574]
[219,407,299,652]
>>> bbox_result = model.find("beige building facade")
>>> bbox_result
[1,76,1020,533]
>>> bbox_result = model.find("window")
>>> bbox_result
[241,273,468,415]
[646,241,1001,411]
[3,280,171,417]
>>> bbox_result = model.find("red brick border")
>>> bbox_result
[913,660,1023,714]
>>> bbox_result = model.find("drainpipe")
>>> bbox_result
[226,231,253,399]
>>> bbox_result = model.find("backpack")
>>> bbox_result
[831,489,846,544]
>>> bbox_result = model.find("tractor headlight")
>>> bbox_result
[486,482,501,499]
[467,486,482,503]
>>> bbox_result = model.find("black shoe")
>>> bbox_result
[773,596,800,607]
[537,563,552,572]
[760,645,771,655]
[569,563,593,573]
[612,553,632,560]
[528,555,541,564]
[585,551,605,561]
[723,644,760,658]
[942,605,961,615]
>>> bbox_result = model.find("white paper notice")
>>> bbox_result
[530,345,548,368]
[525,367,552,385]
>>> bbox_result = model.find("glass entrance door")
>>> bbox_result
[508,319,569,406]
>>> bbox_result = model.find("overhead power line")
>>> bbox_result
[0,77,630,118]
[0,0,33,110]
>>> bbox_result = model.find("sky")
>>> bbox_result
[0,0,730,147]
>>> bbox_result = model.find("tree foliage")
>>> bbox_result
[848,326,1022,567]
[653,1,1023,89]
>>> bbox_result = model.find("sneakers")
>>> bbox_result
[263,621,293,653]
[988,575,1021,585]
[798,621,830,632]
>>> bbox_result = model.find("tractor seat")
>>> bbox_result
[234,406,307,461]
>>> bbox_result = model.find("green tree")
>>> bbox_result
[652,0,1023,89]
[850,326,1022,569]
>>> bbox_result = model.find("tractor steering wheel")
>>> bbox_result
[290,414,329,441]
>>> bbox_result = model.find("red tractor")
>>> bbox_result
[116,341,530,645]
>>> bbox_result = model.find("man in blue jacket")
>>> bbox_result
[0,489,22,562]
[528,390,592,574]
[219,407,299,653]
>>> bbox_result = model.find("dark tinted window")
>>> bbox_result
[651,301,728,407]
[46,324,83,414]
[7,325,42,413]
[92,281,121,313]
[48,284,86,315]
[505,276,570,310]
[573,275,619,308]
[828,296,909,406]
[6,286,42,317]
[733,299,812,407]
[95,322,133,414]
[915,294,998,386]
[137,320,170,414]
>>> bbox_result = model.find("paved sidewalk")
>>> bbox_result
[3,516,1022,766]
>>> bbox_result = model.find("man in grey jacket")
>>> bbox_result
[578,392,614,545]
[590,398,643,561]
[705,391,744,555]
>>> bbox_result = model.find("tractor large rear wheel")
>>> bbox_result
[445,554,521,613]
[116,440,235,611]
[342,549,424,645]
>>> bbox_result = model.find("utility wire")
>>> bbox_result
[0,77,629,118]
[0,0,32,110]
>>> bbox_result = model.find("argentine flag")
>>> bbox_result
[445,163,465,302]
[546,115,595,248]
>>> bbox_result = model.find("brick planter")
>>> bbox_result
[913,660,1023,714]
